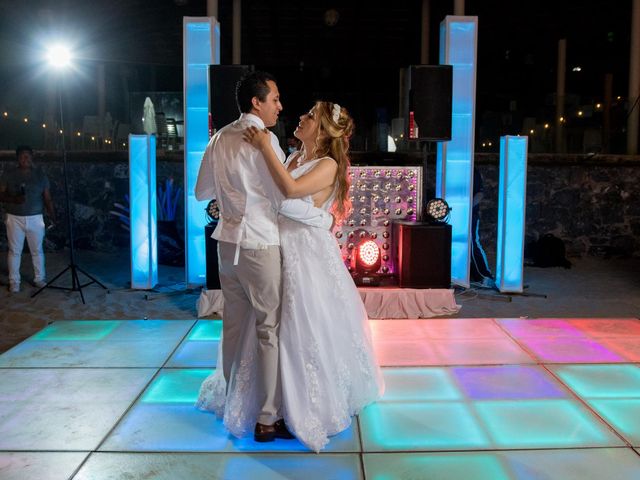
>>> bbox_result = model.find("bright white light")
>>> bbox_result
[46,45,72,68]
[572,66,582,72]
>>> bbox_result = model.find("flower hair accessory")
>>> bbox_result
[332,103,341,123]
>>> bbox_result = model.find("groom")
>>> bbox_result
[196,71,298,442]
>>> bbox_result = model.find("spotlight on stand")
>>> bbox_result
[424,198,451,223]
[351,230,381,286]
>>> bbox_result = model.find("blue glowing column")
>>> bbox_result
[129,134,158,289]
[496,136,528,293]
[184,17,220,285]
[436,16,478,288]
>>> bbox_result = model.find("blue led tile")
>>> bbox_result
[452,366,567,400]
[103,368,360,453]
[75,453,363,480]
[364,452,510,480]
[359,402,490,451]
[587,399,640,446]
[474,399,623,448]
[0,452,89,480]
[142,369,213,403]
[32,320,121,340]
[552,365,640,398]
[188,320,223,341]
[381,368,463,402]
[166,340,219,368]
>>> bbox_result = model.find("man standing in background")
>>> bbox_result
[0,146,56,293]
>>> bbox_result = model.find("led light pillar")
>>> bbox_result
[184,17,220,285]
[496,135,528,293]
[436,16,478,288]
[129,134,157,289]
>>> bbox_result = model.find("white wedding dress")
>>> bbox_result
[196,157,384,452]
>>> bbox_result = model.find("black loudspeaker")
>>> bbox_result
[393,221,452,288]
[405,65,453,141]
[205,224,221,290]
[209,65,252,131]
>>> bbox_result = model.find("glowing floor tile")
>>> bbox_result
[142,369,213,403]
[587,399,640,446]
[364,452,510,480]
[359,402,490,451]
[166,340,219,368]
[370,320,430,341]
[32,320,120,340]
[501,447,640,479]
[473,399,623,448]
[497,318,587,338]
[0,452,89,480]
[381,368,463,402]
[0,320,195,368]
[598,337,640,362]
[75,453,363,480]
[452,366,567,400]
[102,368,360,453]
[188,320,223,341]
[569,318,640,337]
[0,368,155,450]
[515,336,624,363]
[374,340,439,366]
[432,338,535,365]
[421,318,508,339]
[552,365,640,398]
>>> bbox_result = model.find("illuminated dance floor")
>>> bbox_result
[1,317,640,479]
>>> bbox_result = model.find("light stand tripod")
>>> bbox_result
[32,80,107,304]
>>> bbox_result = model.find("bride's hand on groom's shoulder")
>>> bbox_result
[243,126,271,152]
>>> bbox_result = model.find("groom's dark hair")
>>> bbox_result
[236,71,277,114]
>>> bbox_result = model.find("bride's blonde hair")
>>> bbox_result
[304,101,354,223]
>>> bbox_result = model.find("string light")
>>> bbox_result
[42,123,46,128]
[529,129,534,134]
[2,112,7,117]
[577,111,583,117]
[544,123,549,129]
[595,103,602,109]
[23,117,28,123]
[59,129,63,134]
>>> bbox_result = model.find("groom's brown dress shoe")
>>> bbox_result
[254,419,295,442]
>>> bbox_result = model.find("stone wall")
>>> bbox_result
[1,151,639,259]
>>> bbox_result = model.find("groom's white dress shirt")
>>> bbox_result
[196,113,285,253]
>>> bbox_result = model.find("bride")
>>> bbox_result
[197,101,384,452]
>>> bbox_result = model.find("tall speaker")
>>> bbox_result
[393,221,452,288]
[404,65,453,141]
[209,65,252,131]
[204,224,221,290]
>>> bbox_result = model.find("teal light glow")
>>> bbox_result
[474,399,622,448]
[496,135,528,293]
[32,320,120,341]
[436,17,478,288]
[553,365,640,398]
[364,453,510,480]
[184,18,220,285]
[587,399,640,444]
[142,369,213,403]
[381,368,463,402]
[359,402,489,451]
[188,320,223,341]
[129,134,158,289]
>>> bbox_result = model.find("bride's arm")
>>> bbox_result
[243,126,336,198]
[279,198,334,229]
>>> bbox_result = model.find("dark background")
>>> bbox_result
[0,0,633,150]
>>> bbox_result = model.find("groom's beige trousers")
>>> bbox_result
[218,241,282,425]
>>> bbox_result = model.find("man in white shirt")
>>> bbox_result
[196,71,303,442]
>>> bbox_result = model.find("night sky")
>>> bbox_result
[0,0,632,141]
